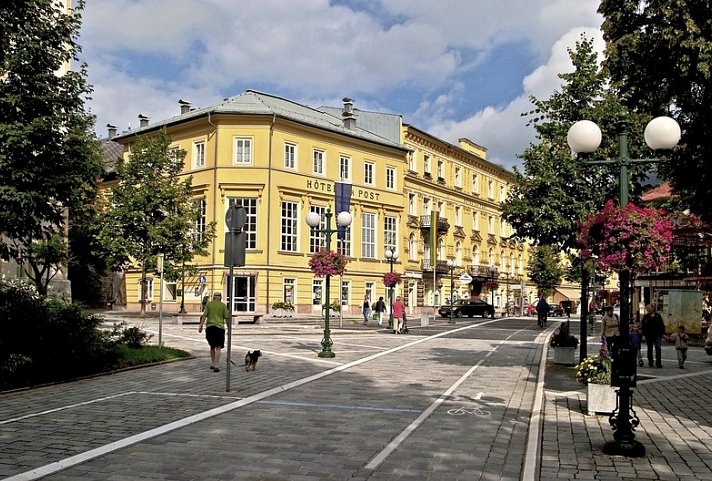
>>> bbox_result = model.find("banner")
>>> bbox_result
[334,181,352,240]
[430,211,438,267]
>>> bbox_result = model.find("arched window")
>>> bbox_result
[455,241,462,266]
[488,248,494,266]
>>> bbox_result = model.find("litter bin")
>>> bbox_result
[420,313,430,327]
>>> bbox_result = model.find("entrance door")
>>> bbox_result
[230,275,256,312]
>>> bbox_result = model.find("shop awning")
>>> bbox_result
[553,287,582,304]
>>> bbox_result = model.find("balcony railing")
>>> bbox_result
[420,215,450,233]
[421,259,451,274]
[467,264,499,279]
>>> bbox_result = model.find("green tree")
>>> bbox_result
[98,130,212,315]
[0,0,102,292]
[502,35,653,253]
[599,0,712,222]
[527,245,564,296]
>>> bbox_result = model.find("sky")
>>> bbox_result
[78,0,605,171]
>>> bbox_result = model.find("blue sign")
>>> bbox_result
[199,275,206,284]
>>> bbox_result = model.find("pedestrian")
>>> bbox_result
[601,306,620,352]
[373,296,386,326]
[642,304,665,368]
[666,325,689,369]
[362,294,371,325]
[392,296,406,334]
[198,292,230,372]
[630,318,644,367]
[536,297,549,328]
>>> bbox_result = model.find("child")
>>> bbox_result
[667,325,690,369]
[630,319,644,367]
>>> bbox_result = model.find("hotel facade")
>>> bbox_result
[109,91,534,316]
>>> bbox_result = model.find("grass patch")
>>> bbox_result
[115,345,191,369]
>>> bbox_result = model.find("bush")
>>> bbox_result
[549,321,579,348]
[109,322,154,349]
[271,301,294,310]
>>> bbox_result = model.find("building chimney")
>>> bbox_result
[106,123,117,140]
[342,97,356,129]
[138,114,149,128]
[178,99,191,114]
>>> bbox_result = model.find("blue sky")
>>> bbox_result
[79,0,604,170]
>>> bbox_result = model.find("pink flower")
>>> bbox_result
[309,250,348,277]
[383,272,402,287]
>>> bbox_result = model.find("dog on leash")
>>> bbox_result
[244,350,262,371]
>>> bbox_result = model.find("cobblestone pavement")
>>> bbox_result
[1,313,711,480]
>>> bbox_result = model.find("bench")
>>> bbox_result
[235,314,264,324]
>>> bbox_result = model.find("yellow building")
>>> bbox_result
[111,91,532,315]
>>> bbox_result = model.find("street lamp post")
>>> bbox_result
[446,259,455,324]
[488,266,497,319]
[306,209,352,358]
[567,115,681,457]
[385,249,399,330]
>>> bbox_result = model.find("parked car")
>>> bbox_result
[438,299,495,318]
[549,305,565,317]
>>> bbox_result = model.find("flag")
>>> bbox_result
[334,181,352,240]
[430,210,438,267]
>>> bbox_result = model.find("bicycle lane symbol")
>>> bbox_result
[446,406,491,417]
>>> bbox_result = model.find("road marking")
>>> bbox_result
[0,392,136,425]
[446,406,491,416]
[365,327,527,471]
[3,318,523,481]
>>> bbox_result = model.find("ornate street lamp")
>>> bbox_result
[446,259,455,324]
[306,209,352,358]
[567,115,681,457]
[385,248,399,330]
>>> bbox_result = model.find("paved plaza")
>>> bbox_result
[1,314,711,480]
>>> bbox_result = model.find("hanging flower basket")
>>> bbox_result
[308,249,348,277]
[578,199,673,273]
[383,272,402,287]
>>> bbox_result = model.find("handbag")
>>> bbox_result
[372,312,378,320]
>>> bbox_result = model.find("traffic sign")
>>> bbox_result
[459,273,473,284]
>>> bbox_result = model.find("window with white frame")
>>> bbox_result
[339,155,350,180]
[473,247,479,266]
[472,173,480,194]
[284,142,296,169]
[408,193,416,215]
[499,218,506,237]
[361,212,376,258]
[308,205,326,253]
[229,198,257,249]
[408,150,416,172]
[384,215,397,254]
[364,162,374,185]
[438,237,445,261]
[455,206,462,226]
[509,254,515,275]
[283,278,295,304]
[280,201,298,252]
[313,149,324,175]
[312,279,323,305]
[424,243,431,267]
[437,159,444,179]
[500,185,506,202]
[234,137,252,164]
[138,278,154,302]
[424,197,432,216]
[518,255,523,274]
[193,141,205,168]
[365,282,374,304]
[473,211,480,231]
[488,215,495,235]
[386,166,395,190]
[424,154,431,175]
[336,225,352,257]
[455,166,462,187]
[163,282,177,302]
[456,241,462,266]
[488,248,494,266]
[194,198,206,243]
[488,180,494,199]
[438,201,444,214]
[341,280,350,307]
[409,233,416,261]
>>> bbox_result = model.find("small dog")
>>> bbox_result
[244,350,262,371]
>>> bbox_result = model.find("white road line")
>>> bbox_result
[3,318,522,481]
[365,328,529,471]
[521,330,551,481]
[0,392,136,425]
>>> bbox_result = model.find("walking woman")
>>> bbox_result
[362,294,371,325]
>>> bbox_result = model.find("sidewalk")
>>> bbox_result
[542,320,712,480]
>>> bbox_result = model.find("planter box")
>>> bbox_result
[553,346,576,365]
[587,383,618,415]
[272,308,294,318]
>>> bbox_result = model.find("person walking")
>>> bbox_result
[392,296,406,334]
[666,325,690,369]
[630,318,644,367]
[601,306,620,353]
[362,295,371,325]
[642,304,666,368]
[373,296,386,326]
[198,292,230,372]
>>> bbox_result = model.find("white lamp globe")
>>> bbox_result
[385,249,393,260]
[306,211,321,227]
[644,116,681,150]
[392,251,399,260]
[447,259,454,268]
[567,120,602,153]
[336,211,352,227]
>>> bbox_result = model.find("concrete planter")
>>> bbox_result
[272,308,294,318]
[552,346,576,365]
[587,383,617,415]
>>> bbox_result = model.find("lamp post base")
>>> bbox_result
[602,439,645,457]
[318,351,336,359]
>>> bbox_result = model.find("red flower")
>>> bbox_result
[383,272,402,287]
[308,250,348,277]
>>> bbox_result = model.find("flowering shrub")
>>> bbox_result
[383,272,402,287]
[576,355,612,384]
[549,321,579,348]
[271,301,294,310]
[578,199,672,273]
[308,250,348,277]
